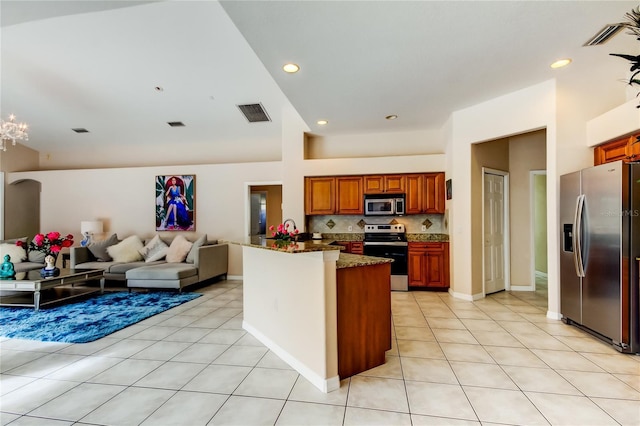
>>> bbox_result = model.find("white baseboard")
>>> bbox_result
[243,320,340,393]
[510,285,535,292]
[546,310,562,320]
[448,289,484,301]
[226,274,243,280]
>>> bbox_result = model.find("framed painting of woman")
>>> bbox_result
[155,175,195,231]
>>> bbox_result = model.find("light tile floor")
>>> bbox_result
[1,280,639,426]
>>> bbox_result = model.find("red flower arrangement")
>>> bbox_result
[16,232,74,256]
[269,223,299,242]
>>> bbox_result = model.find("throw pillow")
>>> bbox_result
[166,235,193,263]
[0,243,27,263]
[26,235,47,263]
[139,234,168,262]
[186,234,207,264]
[107,235,144,263]
[88,233,119,261]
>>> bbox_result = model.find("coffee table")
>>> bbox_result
[0,269,104,310]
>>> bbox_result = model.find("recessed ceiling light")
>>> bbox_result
[317,120,328,125]
[283,63,300,73]
[167,121,185,127]
[72,128,89,133]
[550,59,572,69]
[385,115,398,120]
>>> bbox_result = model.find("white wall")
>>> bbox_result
[449,80,557,306]
[9,76,635,310]
[306,128,444,159]
[9,162,282,276]
[8,144,446,277]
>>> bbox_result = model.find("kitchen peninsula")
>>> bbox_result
[237,238,392,393]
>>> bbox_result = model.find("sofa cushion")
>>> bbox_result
[14,262,45,273]
[107,235,144,263]
[20,236,45,263]
[109,260,163,274]
[74,261,115,271]
[0,243,27,263]
[89,233,119,261]
[186,234,207,264]
[139,235,168,262]
[126,263,197,280]
[166,235,193,263]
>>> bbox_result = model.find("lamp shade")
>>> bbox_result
[81,221,103,235]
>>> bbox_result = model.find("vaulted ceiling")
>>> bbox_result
[1,1,637,162]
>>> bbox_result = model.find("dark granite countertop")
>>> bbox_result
[225,237,391,269]
[308,233,449,243]
[336,253,392,269]
[407,233,449,242]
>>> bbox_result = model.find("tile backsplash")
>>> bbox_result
[308,214,446,234]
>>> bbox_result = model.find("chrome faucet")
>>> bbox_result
[282,218,297,231]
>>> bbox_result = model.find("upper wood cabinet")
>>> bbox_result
[423,173,445,213]
[336,176,364,214]
[364,175,406,194]
[305,176,363,215]
[594,134,640,166]
[405,172,445,214]
[305,172,444,215]
[305,177,335,215]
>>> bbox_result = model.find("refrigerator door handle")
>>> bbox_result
[574,194,586,277]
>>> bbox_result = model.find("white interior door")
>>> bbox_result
[484,171,507,294]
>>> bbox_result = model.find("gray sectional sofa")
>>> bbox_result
[70,236,228,291]
[0,237,46,273]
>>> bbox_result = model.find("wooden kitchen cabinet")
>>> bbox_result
[305,171,444,215]
[424,173,445,213]
[350,242,364,254]
[336,176,364,214]
[336,262,391,378]
[405,173,445,214]
[305,176,363,215]
[408,242,449,289]
[594,134,640,165]
[305,177,336,215]
[335,241,364,254]
[364,174,405,194]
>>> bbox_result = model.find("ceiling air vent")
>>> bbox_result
[72,128,89,133]
[237,103,271,123]
[167,121,185,127]
[584,24,624,46]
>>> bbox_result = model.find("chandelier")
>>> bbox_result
[0,114,29,151]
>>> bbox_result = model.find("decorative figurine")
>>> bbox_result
[40,254,60,277]
[0,254,16,279]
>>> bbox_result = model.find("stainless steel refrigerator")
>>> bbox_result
[560,160,639,354]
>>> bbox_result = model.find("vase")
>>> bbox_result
[40,253,60,277]
[272,239,292,249]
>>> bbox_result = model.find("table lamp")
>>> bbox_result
[80,221,103,246]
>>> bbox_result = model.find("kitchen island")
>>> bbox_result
[238,238,392,393]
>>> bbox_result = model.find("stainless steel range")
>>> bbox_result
[363,224,408,291]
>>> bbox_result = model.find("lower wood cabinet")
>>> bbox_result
[408,242,450,288]
[336,241,364,255]
[336,262,391,378]
[350,242,363,254]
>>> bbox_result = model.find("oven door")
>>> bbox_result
[363,242,408,291]
[363,244,407,275]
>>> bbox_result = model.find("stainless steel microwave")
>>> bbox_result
[364,194,405,216]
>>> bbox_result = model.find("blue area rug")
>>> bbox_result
[0,291,201,343]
